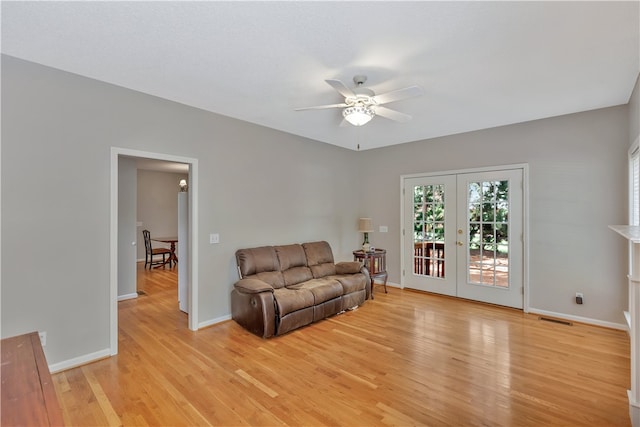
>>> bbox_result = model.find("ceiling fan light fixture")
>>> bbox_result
[343,105,374,126]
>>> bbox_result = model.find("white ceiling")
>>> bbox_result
[2,1,639,151]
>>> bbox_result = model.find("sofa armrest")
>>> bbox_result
[234,278,274,294]
[231,289,276,338]
[335,261,363,275]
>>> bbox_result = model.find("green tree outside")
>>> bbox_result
[413,180,509,254]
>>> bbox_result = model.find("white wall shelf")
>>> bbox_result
[610,225,640,426]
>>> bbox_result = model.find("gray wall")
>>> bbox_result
[136,169,187,261]
[356,106,629,325]
[118,157,137,298]
[1,55,361,365]
[0,54,633,366]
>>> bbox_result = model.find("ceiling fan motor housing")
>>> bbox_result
[353,75,368,86]
[351,75,375,102]
[346,93,376,107]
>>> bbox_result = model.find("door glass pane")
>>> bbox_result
[468,180,509,287]
[413,184,445,278]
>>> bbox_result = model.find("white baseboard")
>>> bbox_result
[198,314,232,329]
[385,285,626,330]
[528,307,627,330]
[118,293,138,301]
[628,390,640,427]
[49,348,112,374]
[49,315,231,372]
[385,281,402,288]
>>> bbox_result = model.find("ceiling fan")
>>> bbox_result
[295,75,424,126]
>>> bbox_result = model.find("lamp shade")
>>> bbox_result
[358,218,373,233]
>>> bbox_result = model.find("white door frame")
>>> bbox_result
[400,163,530,312]
[110,147,199,356]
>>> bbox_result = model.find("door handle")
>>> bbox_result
[457,241,464,246]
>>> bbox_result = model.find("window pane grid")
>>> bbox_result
[468,180,509,288]
[413,184,445,278]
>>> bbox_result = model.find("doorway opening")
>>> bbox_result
[135,159,189,312]
[110,147,199,356]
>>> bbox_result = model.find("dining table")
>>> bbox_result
[151,236,178,268]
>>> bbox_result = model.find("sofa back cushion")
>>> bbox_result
[282,266,314,287]
[236,246,285,288]
[235,246,282,283]
[302,241,336,278]
[275,244,307,270]
[275,244,314,286]
[253,271,285,288]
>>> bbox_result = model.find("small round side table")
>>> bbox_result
[353,248,388,299]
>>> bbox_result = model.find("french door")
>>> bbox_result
[403,168,524,309]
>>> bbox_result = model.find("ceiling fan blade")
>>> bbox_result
[372,85,424,105]
[295,103,348,111]
[374,106,412,123]
[325,79,355,98]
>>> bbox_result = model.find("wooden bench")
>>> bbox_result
[1,332,64,426]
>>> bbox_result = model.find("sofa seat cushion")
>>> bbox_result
[333,273,367,294]
[287,278,343,304]
[273,288,315,316]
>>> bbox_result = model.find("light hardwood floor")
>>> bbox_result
[53,264,631,426]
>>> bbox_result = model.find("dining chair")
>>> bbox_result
[142,229,172,269]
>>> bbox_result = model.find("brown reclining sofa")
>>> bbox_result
[231,241,371,338]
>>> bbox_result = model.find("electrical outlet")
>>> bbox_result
[379,226,388,233]
[575,292,584,305]
[209,233,220,244]
[39,331,47,346]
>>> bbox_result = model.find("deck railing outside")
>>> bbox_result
[413,242,509,286]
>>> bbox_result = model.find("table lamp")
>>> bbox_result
[358,218,374,252]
